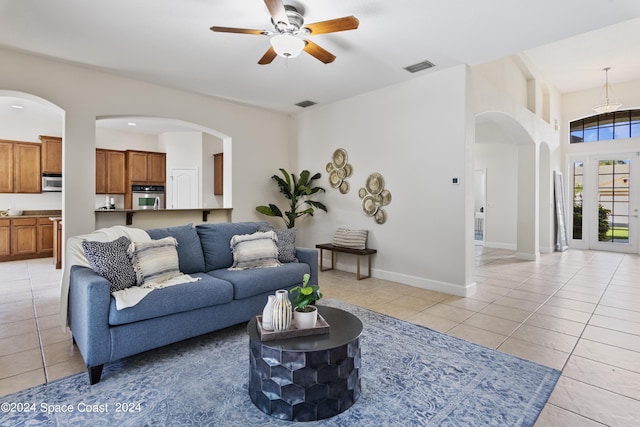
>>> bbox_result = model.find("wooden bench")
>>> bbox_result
[315,243,377,280]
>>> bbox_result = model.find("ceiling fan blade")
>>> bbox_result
[264,0,289,26]
[304,16,359,35]
[210,26,266,35]
[303,40,336,64]
[258,46,277,65]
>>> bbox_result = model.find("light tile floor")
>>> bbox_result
[1,248,639,426]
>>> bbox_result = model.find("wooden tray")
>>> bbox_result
[256,314,330,341]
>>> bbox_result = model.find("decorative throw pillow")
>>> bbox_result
[128,237,182,286]
[332,228,368,250]
[257,225,298,263]
[229,231,281,270]
[82,236,137,293]
[146,223,205,274]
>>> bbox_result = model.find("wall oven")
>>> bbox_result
[132,185,165,210]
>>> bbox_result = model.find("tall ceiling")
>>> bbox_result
[1,0,640,117]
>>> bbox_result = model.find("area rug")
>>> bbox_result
[0,299,559,426]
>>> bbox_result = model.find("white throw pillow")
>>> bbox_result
[229,231,281,270]
[128,237,182,286]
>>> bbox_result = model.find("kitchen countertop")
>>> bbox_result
[0,210,62,219]
[95,207,232,225]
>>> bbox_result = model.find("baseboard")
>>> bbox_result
[515,251,540,261]
[484,241,517,250]
[320,256,475,297]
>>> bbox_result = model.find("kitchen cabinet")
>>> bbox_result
[14,142,41,193]
[11,218,37,256]
[40,135,62,174]
[213,153,223,195]
[37,217,54,255]
[126,150,166,184]
[0,219,10,256]
[96,149,126,194]
[0,141,13,193]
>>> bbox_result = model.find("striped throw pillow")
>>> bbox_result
[229,231,281,270]
[332,228,368,250]
[128,237,182,286]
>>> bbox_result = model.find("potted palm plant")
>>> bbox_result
[256,168,327,229]
[289,273,322,329]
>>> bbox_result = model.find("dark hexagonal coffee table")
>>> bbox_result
[247,306,363,421]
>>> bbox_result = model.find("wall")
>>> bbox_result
[0,46,292,246]
[474,143,518,249]
[295,65,471,295]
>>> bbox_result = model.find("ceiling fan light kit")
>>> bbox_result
[270,34,305,58]
[210,0,359,65]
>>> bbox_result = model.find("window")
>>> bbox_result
[572,162,583,240]
[570,110,640,143]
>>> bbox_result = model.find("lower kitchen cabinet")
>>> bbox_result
[37,217,54,255]
[11,218,37,256]
[0,219,10,256]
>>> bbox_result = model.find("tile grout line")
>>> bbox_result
[27,262,49,383]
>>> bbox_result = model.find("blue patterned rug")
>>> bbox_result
[1,299,559,426]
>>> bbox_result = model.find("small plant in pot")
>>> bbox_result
[290,273,322,329]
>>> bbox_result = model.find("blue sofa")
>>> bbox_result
[68,221,317,384]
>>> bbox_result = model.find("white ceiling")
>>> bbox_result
[1,0,640,131]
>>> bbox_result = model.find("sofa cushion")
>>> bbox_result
[209,262,310,300]
[257,225,298,263]
[146,224,205,274]
[128,237,182,286]
[108,273,234,325]
[82,236,137,293]
[229,231,281,270]
[196,221,270,271]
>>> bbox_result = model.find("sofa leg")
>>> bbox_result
[88,365,104,385]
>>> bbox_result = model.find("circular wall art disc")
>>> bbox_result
[343,164,353,178]
[380,189,392,206]
[329,170,341,188]
[339,181,350,194]
[374,209,387,224]
[326,162,334,173]
[332,148,347,168]
[366,173,384,195]
[362,195,378,216]
[358,188,367,199]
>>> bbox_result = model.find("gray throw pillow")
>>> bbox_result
[258,225,298,263]
[82,236,137,293]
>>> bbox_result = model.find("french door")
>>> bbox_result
[570,153,639,253]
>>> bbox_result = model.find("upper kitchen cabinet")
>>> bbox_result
[96,149,126,194]
[126,150,166,185]
[40,135,62,174]
[15,142,41,193]
[0,141,13,193]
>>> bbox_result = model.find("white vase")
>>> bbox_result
[272,289,292,332]
[293,306,318,329]
[261,295,275,331]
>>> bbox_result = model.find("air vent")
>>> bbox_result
[295,100,317,108]
[404,60,435,73]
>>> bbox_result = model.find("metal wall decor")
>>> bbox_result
[359,173,391,224]
[326,148,353,194]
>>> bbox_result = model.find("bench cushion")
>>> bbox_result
[208,263,310,300]
[108,273,233,325]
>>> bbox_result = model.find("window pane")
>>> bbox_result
[570,120,584,143]
[599,126,614,140]
[614,111,630,139]
[632,111,640,138]
[584,117,598,142]
[572,161,583,240]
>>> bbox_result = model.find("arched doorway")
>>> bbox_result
[474,112,539,261]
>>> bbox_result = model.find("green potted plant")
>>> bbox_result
[256,168,327,229]
[289,273,322,329]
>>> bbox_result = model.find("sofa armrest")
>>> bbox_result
[68,265,112,367]
[295,247,318,286]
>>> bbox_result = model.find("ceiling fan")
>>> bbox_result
[210,0,359,65]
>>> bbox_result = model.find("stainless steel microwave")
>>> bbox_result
[42,173,62,192]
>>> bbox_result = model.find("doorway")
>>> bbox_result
[570,154,639,253]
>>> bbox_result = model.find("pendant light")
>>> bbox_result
[592,67,622,114]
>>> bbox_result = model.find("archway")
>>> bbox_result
[474,111,539,261]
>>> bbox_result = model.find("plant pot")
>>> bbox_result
[293,306,318,329]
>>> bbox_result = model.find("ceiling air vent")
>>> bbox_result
[295,100,317,108]
[404,60,435,73]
